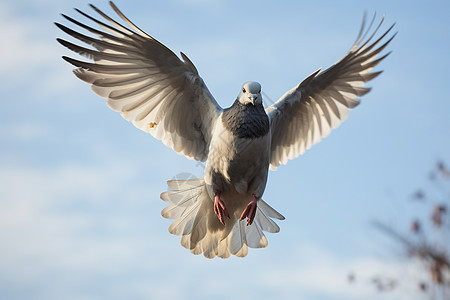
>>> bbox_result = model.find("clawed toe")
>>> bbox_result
[214,194,230,225]
[240,195,258,226]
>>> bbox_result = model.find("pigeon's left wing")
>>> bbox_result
[56,2,221,161]
[266,14,396,170]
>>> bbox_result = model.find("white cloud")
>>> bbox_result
[0,151,433,300]
[258,243,430,300]
[0,3,55,75]
[0,156,429,300]
[0,122,50,141]
[0,1,81,98]
[0,161,165,292]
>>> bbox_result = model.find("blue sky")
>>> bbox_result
[1,0,449,299]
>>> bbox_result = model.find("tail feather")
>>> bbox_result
[258,199,285,220]
[217,237,230,258]
[204,235,221,259]
[254,200,283,233]
[167,202,200,235]
[166,178,204,190]
[199,232,212,253]
[161,192,200,219]
[245,220,268,248]
[189,210,208,247]
[229,220,247,256]
[160,177,284,258]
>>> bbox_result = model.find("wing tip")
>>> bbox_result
[56,37,67,47]
[61,55,73,64]
[180,51,199,75]
[62,55,78,65]
[297,67,322,90]
[109,1,117,10]
[54,21,65,30]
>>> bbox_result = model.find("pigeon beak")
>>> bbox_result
[249,94,258,105]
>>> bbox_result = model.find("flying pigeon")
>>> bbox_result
[56,1,396,258]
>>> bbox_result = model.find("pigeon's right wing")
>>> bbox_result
[266,14,396,169]
[56,2,222,161]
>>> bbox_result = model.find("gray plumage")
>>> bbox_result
[222,100,269,139]
[56,2,396,258]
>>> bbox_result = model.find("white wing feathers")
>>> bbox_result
[266,13,396,169]
[56,2,221,161]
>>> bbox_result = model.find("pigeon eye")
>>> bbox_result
[242,88,246,93]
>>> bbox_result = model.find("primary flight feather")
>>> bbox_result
[56,1,396,258]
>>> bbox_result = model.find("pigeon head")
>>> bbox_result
[238,81,262,106]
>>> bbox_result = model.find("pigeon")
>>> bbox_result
[56,1,396,258]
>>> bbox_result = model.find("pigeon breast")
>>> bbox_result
[221,100,269,139]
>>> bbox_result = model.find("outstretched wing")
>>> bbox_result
[56,2,222,161]
[266,13,396,169]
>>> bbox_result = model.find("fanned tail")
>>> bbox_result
[160,177,284,259]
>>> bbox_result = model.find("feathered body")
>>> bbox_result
[207,100,270,194]
[56,2,396,258]
[161,89,280,259]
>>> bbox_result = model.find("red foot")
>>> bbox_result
[214,193,230,225]
[240,194,257,226]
